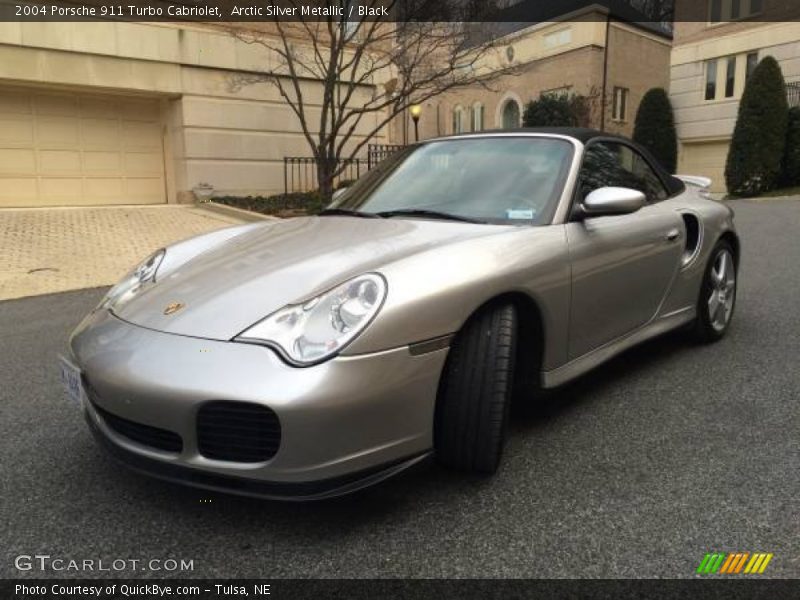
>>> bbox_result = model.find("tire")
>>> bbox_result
[692,240,737,343]
[434,303,517,474]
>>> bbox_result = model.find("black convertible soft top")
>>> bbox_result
[493,126,613,144]
[444,127,686,197]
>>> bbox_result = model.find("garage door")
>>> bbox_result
[0,87,166,207]
[679,141,730,194]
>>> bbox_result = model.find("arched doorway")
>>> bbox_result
[501,99,521,129]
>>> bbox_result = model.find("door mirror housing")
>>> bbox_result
[578,187,646,219]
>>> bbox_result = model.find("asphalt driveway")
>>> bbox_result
[1,198,798,579]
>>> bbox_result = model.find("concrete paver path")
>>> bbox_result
[0,205,246,301]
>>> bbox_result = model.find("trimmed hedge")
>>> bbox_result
[523,94,574,127]
[523,93,591,128]
[214,192,327,217]
[632,88,678,174]
[725,56,789,197]
[783,106,800,187]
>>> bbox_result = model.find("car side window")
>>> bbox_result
[579,142,669,203]
[578,143,627,199]
[631,151,669,202]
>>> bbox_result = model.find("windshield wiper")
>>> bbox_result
[318,208,383,219]
[374,209,486,224]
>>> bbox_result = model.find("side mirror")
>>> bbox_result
[578,187,646,218]
[332,187,348,201]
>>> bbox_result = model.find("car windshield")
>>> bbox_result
[328,137,574,225]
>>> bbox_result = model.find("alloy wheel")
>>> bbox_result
[708,249,736,332]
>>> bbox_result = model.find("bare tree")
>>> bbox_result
[627,0,674,26]
[229,1,518,198]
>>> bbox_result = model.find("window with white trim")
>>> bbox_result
[342,0,361,38]
[705,59,718,100]
[725,56,737,97]
[452,105,465,134]
[612,87,629,121]
[745,52,759,81]
[709,0,762,23]
[705,52,761,101]
[471,102,484,132]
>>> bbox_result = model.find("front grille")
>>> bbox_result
[92,401,183,453]
[197,401,281,463]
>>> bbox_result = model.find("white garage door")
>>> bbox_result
[0,87,166,207]
[679,141,730,194]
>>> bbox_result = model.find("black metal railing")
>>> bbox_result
[283,144,408,195]
[283,157,364,195]
[788,81,800,108]
[367,143,405,169]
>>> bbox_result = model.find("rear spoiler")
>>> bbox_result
[674,175,712,190]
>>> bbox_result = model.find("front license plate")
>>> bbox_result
[59,355,84,408]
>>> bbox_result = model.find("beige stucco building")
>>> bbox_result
[671,1,800,192]
[0,8,672,209]
[0,22,386,207]
[396,6,672,145]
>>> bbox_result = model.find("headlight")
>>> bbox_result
[133,249,165,282]
[99,248,165,310]
[236,273,387,366]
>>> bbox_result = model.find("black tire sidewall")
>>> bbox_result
[434,303,518,474]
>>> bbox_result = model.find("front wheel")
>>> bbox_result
[434,303,517,474]
[692,240,737,343]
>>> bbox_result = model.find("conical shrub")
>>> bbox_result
[633,88,678,173]
[725,56,789,196]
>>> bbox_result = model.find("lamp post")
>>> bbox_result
[410,104,422,142]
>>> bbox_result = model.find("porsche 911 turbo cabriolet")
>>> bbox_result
[62,128,739,500]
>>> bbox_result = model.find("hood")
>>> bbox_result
[113,216,512,340]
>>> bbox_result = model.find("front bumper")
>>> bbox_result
[69,309,447,499]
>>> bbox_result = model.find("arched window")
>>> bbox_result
[471,102,485,131]
[452,105,465,134]
[501,99,521,129]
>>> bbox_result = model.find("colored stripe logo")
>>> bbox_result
[697,552,773,574]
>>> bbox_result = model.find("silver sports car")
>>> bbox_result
[62,129,739,500]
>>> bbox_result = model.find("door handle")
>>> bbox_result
[665,228,681,242]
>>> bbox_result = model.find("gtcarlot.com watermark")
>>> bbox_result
[15,554,194,573]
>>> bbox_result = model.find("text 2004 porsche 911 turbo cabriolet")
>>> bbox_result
[61,128,739,500]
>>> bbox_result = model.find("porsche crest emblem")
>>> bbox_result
[163,302,185,315]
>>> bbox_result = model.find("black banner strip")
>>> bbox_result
[3,579,799,600]
[1,0,800,23]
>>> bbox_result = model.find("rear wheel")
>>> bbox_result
[692,241,737,343]
[434,303,517,474]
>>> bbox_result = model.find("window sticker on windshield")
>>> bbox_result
[506,209,535,220]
